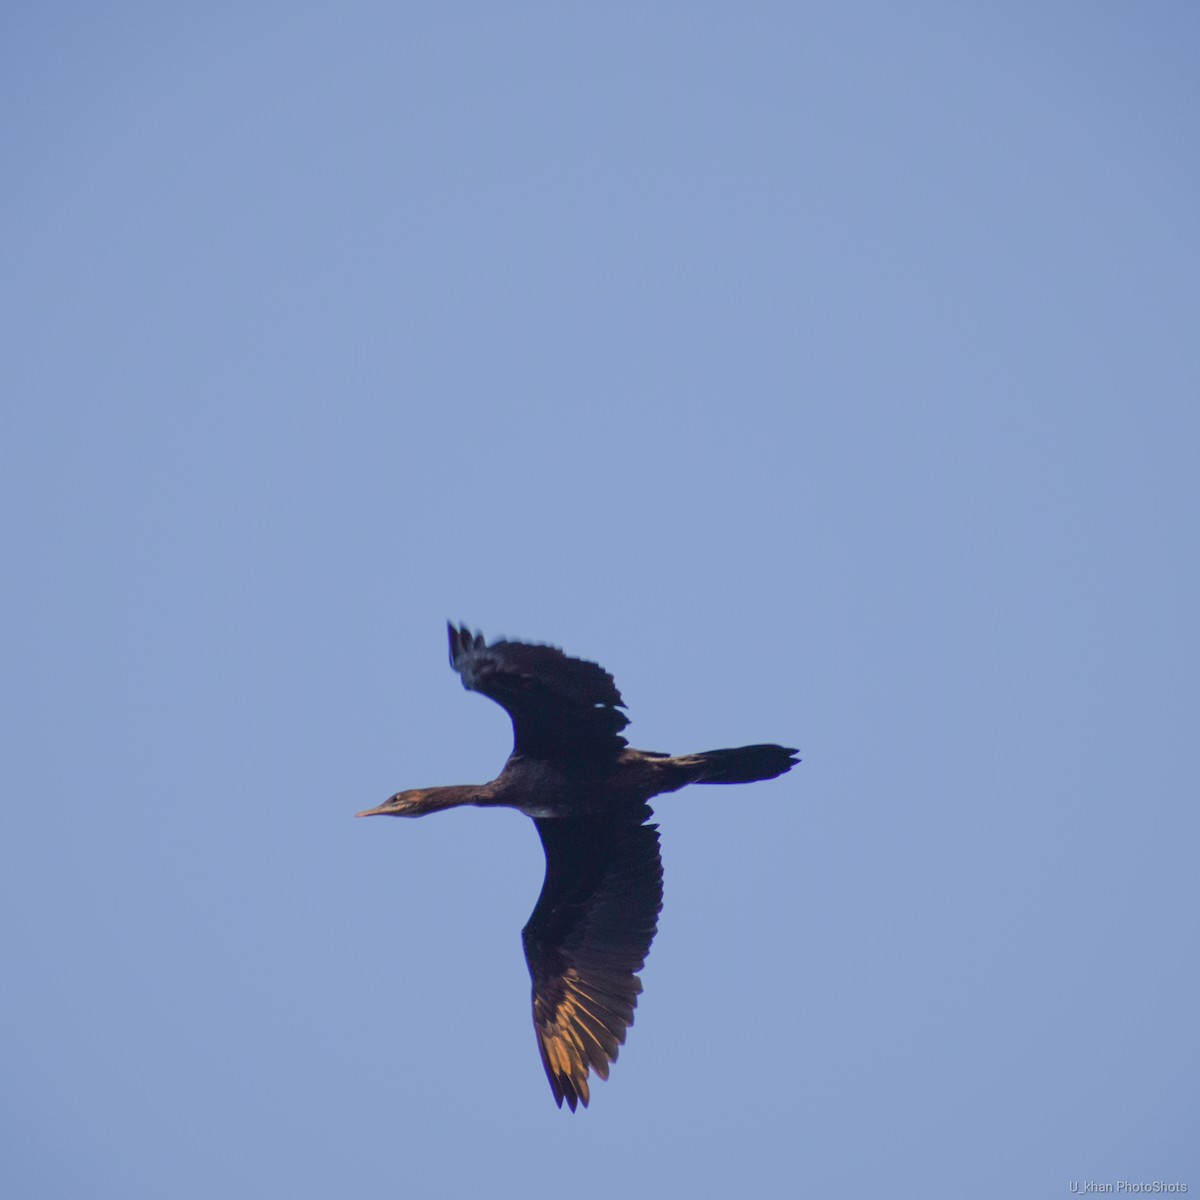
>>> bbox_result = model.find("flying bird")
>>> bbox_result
[357,624,799,1110]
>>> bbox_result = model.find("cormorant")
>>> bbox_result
[357,624,799,1110]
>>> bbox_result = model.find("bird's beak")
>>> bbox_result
[355,804,391,818]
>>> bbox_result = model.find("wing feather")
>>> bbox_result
[447,623,629,762]
[521,805,663,1110]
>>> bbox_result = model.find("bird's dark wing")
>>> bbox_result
[448,623,629,762]
[521,805,663,1110]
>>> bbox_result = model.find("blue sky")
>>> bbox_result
[3,4,1197,1197]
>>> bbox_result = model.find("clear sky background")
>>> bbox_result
[3,5,1197,1197]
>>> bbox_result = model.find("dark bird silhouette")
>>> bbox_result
[357,624,799,1110]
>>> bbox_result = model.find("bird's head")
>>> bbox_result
[355,789,434,818]
[355,785,476,818]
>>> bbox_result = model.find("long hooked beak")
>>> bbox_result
[354,804,391,818]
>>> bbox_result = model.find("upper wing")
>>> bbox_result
[521,805,663,1110]
[447,623,629,763]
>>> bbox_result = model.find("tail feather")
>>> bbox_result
[685,744,800,785]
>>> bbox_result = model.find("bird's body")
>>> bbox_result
[397,747,788,818]
[358,624,799,1109]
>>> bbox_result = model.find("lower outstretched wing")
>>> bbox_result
[521,805,663,1110]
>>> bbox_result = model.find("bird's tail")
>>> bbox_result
[679,744,800,785]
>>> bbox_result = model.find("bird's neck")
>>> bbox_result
[409,783,497,813]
